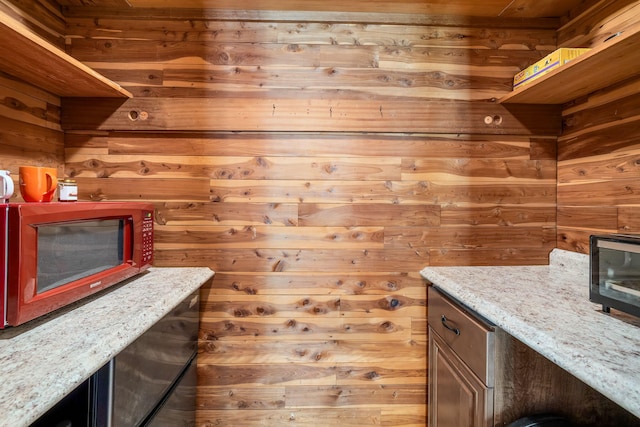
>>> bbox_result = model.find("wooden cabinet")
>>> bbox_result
[499,23,640,104]
[427,285,640,427]
[0,9,131,98]
[428,286,495,427]
[429,330,494,427]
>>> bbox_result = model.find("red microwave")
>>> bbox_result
[1,202,154,329]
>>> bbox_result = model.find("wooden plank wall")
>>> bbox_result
[0,76,64,181]
[58,9,560,427]
[557,0,640,254]
[0,1,65,181]
[60,10,559,426]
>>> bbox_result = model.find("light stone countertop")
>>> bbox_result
[0,266,214,427]
[420,249,640,419]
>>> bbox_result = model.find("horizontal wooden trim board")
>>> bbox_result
[61,98,561,135]
[64,131,553,159]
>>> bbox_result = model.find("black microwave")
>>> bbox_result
[590,234,640,317]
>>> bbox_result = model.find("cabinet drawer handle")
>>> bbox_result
[441,315,460,335]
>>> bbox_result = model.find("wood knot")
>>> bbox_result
[379,321,395,332]
[365,371,380,380]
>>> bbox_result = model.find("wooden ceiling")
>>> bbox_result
[55,0,586,18]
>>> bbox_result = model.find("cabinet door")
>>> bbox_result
[429,327,493,427]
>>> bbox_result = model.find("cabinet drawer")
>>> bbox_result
[428,286,495,386]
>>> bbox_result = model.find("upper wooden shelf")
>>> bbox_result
[0,10,132,98]
[499,26,640,104]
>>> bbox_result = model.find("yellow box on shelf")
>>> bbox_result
[513,48,591,89]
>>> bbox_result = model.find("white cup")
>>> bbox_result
[0,170,14,201]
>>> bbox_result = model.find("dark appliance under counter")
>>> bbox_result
[112,287,200,427]
[30,362,113,427]
[30,288,201,427]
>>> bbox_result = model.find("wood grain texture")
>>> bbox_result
[196,408,396,427]
[0,76,64,203]
[494,329,639,426]
[198,337,427,364]
[204,272,426,296]
[298,203,441,227]
[499,22,640,104]
[441,206,556,227]
[0,77,61,130]
[58,7,559,427]
[59,0,579,20]
[66,154,404,180]
[66,19,557,50]
[6,0,639,425]
[0,6,131,98]
[557,0,640,47]
[66,131,543,157]
[557,206,619,231]
[557,119,640,162]
[428,246,554,266]
[62,97,561,135]
[618,206,640,233]
[1,0,66,48]
[154,248,429,271]
[4,0,639,425]
[154,225,386,249]
[208,180,556,204]
[557,228,598,254]
[557,1,640,255]
[155,202,299,226]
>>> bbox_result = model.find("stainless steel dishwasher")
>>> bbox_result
[29,289,201,427]
[112,288,200,427]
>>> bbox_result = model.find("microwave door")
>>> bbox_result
[36,220,125,295]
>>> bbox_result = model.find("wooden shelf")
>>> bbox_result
[0,9,132,98]
[499,25,640,104]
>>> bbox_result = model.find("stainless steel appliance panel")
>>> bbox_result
[112,289,200,426]
[146,355,197,427]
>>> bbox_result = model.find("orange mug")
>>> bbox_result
[19,166,57,202]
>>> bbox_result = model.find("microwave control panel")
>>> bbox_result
[142,210,154,264]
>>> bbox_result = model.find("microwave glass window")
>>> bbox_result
[598,247,640,302]
[36,219,125,294]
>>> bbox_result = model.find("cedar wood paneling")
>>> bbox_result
[0,0,637,425]
[556,2,640,253]
[59,10,558,426]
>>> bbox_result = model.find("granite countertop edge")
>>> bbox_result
[420,248,640,419]
[0,266,215,427]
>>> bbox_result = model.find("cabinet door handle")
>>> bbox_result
[441,315,460,335]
